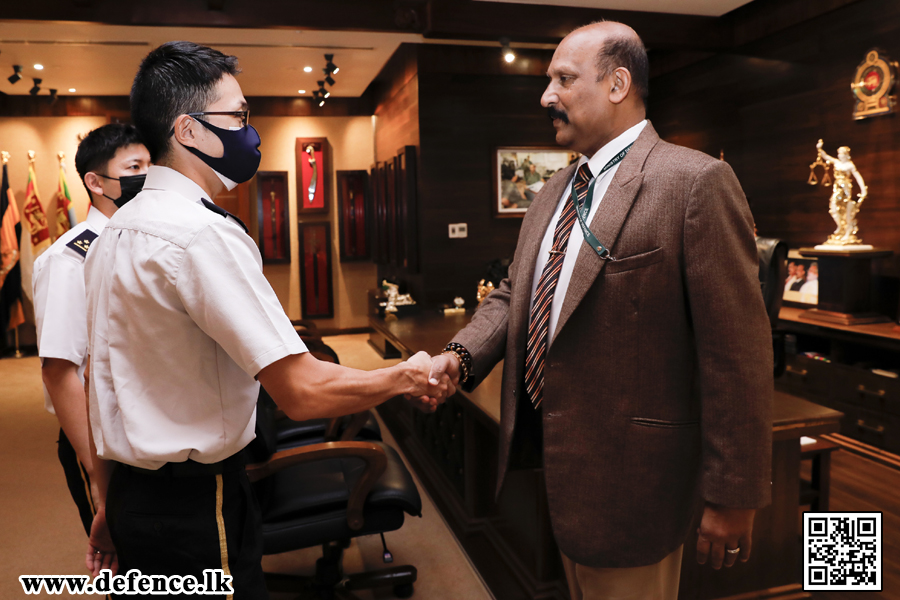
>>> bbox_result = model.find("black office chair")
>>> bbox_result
[756,237,788,377]
[247,388,422,600]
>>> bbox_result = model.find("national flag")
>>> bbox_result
[19,157,50,319]
[54,157,77,239]
[0,159,25,334]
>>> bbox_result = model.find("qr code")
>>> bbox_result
[804,512,882,591]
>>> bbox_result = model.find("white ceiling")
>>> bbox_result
[473,0,754,17]
[0,21,422,97]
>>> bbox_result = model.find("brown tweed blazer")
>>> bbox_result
[453,122,773,569]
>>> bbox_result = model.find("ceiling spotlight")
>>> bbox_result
[68,88,76,93]
[298,89,306,94]
[500,37,515,63]
[304,66,312,73]
[29,78,42,95]
[323,71,335,87]
[48,89,58,105]
[34,63,44,70]
[8,65,22,84]
[318,99,325,107]
[324,54,338,75]
[317,81,329,98]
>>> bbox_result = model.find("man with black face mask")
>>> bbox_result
[32,123,150,544]
[82,41,450,596]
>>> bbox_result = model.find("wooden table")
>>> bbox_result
[371,313,843,600]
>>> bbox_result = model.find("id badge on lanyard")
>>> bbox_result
[571,142,633,260]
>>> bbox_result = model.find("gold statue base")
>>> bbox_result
[814,243,874,252]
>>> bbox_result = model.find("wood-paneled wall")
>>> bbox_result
[369,43,556,307]
[649,0,900,314]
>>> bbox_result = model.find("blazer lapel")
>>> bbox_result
[553,123,661,342]
[511,163,576,313]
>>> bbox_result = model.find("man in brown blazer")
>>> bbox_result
[427,21,773,599]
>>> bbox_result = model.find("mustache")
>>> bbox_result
[548,106,569,124]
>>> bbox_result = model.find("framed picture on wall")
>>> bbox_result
[298,221,334,319]
[296,137,332,215]
[783,249,819,307]
[493,146,579,218]
[256,171,289,263]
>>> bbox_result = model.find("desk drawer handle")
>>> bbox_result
[857,385,886,398]
[786,366,808,377]
[857,419,885,435]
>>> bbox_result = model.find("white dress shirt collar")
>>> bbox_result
[85,204,110,231]
[579,119,648,180]
[142,165,212,204]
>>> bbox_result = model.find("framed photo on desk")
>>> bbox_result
[783,249,819,307]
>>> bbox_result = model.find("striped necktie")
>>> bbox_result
[524,162,593,409]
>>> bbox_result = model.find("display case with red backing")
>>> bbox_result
[299,221,334,319]
[296,137,331,215]
[256,171,289,263]
[336,170,369,261]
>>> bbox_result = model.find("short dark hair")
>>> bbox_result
[74,123,144,202]
[130,41,240,163]
[595,32,649,107]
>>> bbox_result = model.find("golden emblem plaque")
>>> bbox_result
[851,49,897,120]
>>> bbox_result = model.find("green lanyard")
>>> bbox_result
[569,142,633,260]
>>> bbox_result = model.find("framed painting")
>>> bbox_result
[493,146,579,217]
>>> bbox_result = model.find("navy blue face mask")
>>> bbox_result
[182,118,261,186]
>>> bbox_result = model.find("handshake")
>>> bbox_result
[401,351,462,413]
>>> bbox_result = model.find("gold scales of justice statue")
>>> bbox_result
[807,139,871,249]
[800,139,892,325]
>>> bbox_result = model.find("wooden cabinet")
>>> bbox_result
[777,307,900,453]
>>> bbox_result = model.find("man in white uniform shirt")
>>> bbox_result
[32,124,150,539]
[84,42,450,597]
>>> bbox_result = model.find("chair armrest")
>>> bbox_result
[245,441,388,531]
[339,411,372,441]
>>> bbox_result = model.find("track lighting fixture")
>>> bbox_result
[324,54,338,75]
[317,81,329,99]
[8,65,22,84]
[48,88,58,104]
[323,70,335,87]
[29,78,42,96]
[500,37,515,63]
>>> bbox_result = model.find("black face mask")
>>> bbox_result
[97,173,147,208]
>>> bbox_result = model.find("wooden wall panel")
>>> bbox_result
[650,0,900,291]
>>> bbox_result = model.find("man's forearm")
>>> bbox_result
[258,351,443,422]
[43,359,93,477]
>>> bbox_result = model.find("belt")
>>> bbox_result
[120,450,247,478]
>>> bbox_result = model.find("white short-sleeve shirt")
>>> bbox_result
[85,165,306,469]
[33,205,109,414]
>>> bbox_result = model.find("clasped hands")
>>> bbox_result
[403,351,462,413]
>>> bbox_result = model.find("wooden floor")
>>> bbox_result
[802,449,900,599]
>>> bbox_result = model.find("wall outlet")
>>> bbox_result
[448,223,468,238]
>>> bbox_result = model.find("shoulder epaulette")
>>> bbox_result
[65,229,99,260]
[201,199,249,234]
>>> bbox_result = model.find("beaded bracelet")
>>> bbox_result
[442,342,473,384]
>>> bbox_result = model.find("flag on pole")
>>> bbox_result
[0,153,25,335]
[19,151,50,318]
[54,152,76,240]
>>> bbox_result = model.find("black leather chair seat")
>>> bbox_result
[276,414,382,449]
[257,442,422,555]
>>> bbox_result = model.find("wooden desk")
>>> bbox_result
[371,313,843,600]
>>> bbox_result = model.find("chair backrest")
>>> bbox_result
[756,237,787,329]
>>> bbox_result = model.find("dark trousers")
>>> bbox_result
[106,459,267,599]
[57,428,95,537]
